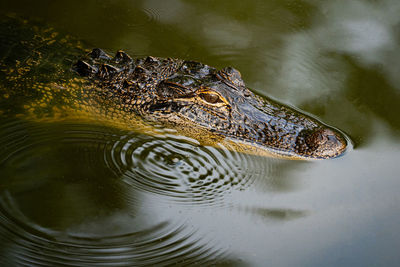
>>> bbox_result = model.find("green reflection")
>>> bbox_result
[1,0,400,266]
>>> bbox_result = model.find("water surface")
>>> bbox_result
[1,0,400,266]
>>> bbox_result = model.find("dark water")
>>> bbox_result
[1,0,400,266]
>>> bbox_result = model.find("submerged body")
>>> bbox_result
[0,16,347,160]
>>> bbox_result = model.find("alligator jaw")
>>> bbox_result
[237,129,346,160]
[220,124,348,160]
[206,94,349,160]
[73,49,349,160]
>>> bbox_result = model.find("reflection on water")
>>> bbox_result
[1,0,400,266]
[105,133,261,205]
[0,194,225,265]
[0,119,247,265]
[260,0,400,142]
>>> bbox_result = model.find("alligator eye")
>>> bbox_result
[199,92,223,104]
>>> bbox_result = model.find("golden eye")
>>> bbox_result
[199,92,222,104]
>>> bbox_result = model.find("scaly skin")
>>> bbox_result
[73,48,347,159]
[0,16,347,159]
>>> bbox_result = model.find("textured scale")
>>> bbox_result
[0,17,347,159]
[71,48,347,159]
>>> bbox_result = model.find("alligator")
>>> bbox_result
[69,48,347,159]
[0,16,348,160]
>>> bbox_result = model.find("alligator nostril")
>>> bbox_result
[299,128,347,159]
[306,128,330,145]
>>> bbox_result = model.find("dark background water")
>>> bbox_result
[1,0,400,266]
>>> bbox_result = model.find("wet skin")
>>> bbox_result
[73,49,348,160]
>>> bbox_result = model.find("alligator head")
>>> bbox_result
[74,49,348,160]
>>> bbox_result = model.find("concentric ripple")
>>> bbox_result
[0,192,227,266]
[104,132,263,205]
[0,118,236,265]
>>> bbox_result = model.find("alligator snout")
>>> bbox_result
[73,48,349,160]
[296,128,347,159]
